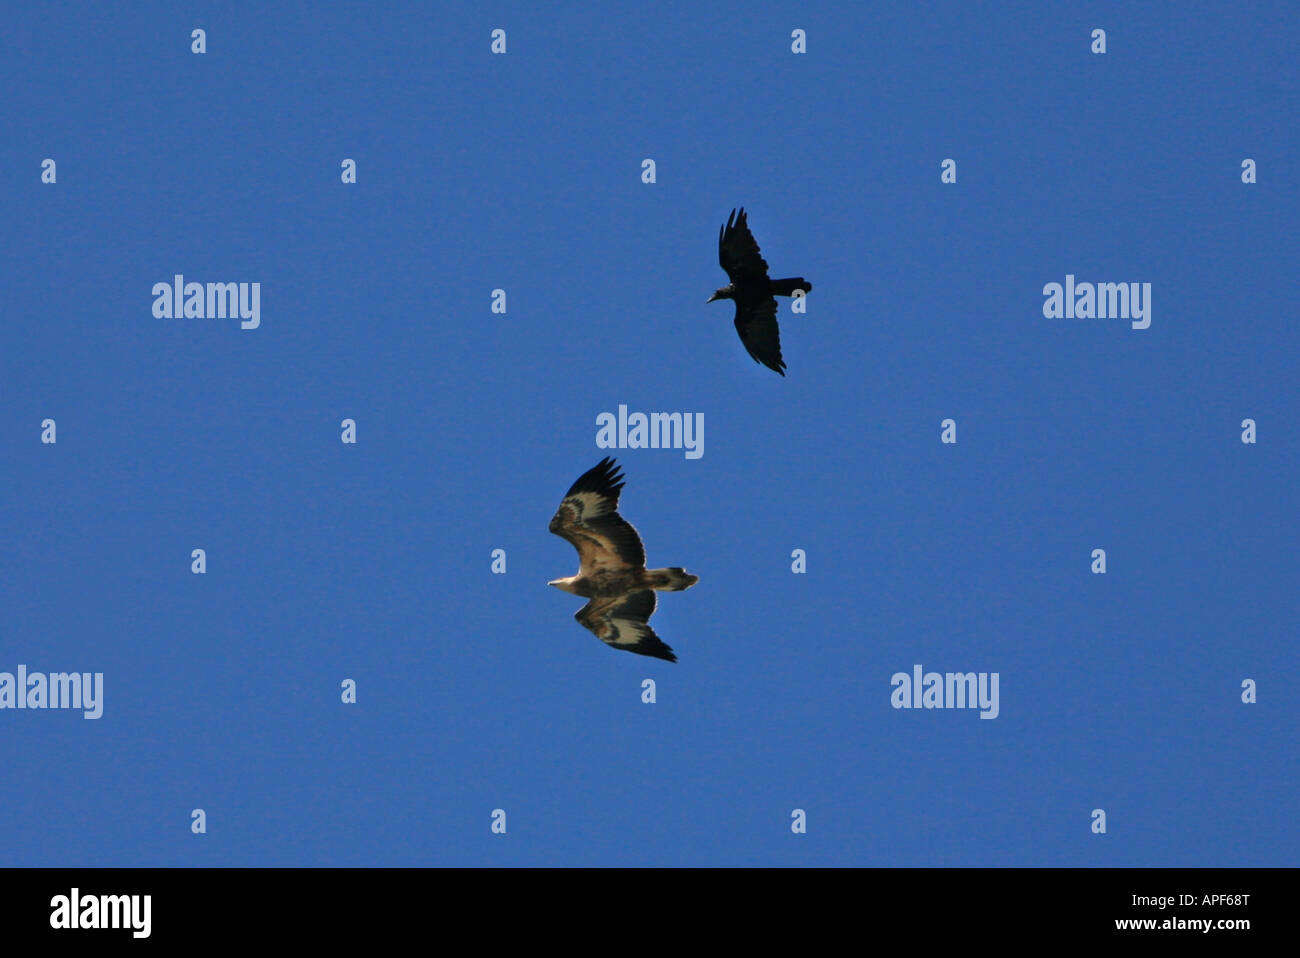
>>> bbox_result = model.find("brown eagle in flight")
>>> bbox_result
[707,207,812,376]
[548,457,698,662]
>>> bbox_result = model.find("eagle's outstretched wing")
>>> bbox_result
[575,590,676,662]
[718,207,771,287]
[548,457,646,575]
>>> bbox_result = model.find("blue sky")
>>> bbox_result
[2,1,1296,866]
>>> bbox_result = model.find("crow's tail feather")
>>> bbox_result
[770,277,812,297]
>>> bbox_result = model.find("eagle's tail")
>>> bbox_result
[770,277,812,297]
[643,567,699,592]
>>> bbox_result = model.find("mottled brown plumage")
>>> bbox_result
[548,458,698,662]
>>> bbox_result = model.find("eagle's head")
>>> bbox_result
[706,284,735,304]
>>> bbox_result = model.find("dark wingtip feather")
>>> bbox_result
[750,354,787,376]
[565,456,626,499]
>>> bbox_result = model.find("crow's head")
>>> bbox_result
[706,284,735,304]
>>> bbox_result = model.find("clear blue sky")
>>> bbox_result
[2,1,1296,866]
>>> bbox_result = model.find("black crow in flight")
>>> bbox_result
[707,207,812,375]
[548,458,698,662]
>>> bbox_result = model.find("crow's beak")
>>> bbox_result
[706,293,718,303]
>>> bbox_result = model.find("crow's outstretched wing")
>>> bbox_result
[718,207,772,288]
[734,296,785,375]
